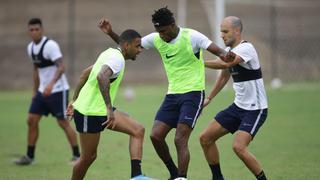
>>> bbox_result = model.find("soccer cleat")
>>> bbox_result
[130,175,157,180]
[14,155,34,165]
[173,178,187,180]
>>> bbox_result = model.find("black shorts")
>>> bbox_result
[155,91,205,128]
[73,108,116,133]
[215,103,268,137]
[29,90,68,120]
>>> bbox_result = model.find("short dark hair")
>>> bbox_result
[28,18,42,26]
[152,7,175,27]
[119,29,141,44]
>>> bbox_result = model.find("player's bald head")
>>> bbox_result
[223,16,243,32]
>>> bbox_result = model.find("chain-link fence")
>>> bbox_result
[0,0,319,90]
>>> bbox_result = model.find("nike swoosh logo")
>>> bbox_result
[165,53,176,59]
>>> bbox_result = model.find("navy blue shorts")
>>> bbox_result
[29,90,68,120]
[73,108,116,133]
[215,103,268,137]
[155,91,205,128]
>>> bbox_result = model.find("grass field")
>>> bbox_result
[0,83,320,180]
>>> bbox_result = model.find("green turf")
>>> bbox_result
[0,83,320,179]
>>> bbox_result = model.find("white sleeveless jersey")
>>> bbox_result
[227,41,268,110]
[27,36,69,93]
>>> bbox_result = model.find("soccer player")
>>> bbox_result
[66,29,155,180]
[98,7,233,180]
[15,18,80,165]
[199,16,268,180]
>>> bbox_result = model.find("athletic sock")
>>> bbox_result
[72,145,80,157]
[209,163,223,179]
[256,170,267,180]
[165,158,178,178]
[27,145,35,159]
[131,159,142,178]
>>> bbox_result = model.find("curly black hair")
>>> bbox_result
[152,7,175,27]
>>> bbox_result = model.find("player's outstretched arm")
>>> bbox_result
[98,18,120,44]
[205,59,231,69]
[204,69,230,107]
[207,42,242,64]
[206,43,228,60]
[205,54,244,69]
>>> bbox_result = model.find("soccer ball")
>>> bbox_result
[123,86,135,101]
[270,78,282,89]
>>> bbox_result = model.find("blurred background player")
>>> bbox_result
[98,7,234,180]
[67,29,155,180]
[199,16,268,180]
[15,18,80,165]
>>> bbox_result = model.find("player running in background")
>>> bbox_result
[98,7,234,180]
[15,18,79,165]
[199,16,268,180]
[67,29,155,180]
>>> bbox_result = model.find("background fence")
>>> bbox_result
[0,0,319,90]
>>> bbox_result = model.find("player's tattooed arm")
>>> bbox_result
[52,58,65,84]
[43,58,65,96]
[97,65,113,109]
[97,65,115,128]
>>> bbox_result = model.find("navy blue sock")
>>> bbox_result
[165,158,178,178]
[209,163,223,179]
[131,159,142,178]
[256,170,267,180]
[72,146,80,157]
[27,145,35,159]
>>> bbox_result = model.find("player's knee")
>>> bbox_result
[150,131,163,143]
[27,117,38,128]
[232,142,246,156]
[57,120,71,130]
[199,132,211,147]
[174,135,188,148]
[150,133,157,142]
[80,153,97,164]
[133,124,145,138]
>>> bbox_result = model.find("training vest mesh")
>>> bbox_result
[73,48,125,116]
[154,28,205,94]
